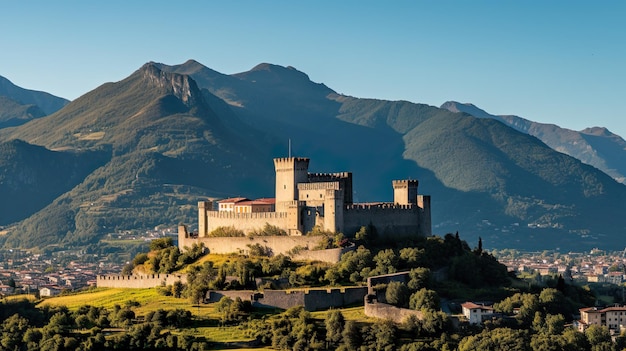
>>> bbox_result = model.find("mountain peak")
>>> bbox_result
[244,63,312,82]
[441,101,493,119]
[581,126,613,137]
[140,62,199,105]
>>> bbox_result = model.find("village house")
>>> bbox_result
[578,306,626,333]
[39,286,63,297]
[461,302,495,325]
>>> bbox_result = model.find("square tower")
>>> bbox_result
[274,157,310,208]
[393,179,419,205]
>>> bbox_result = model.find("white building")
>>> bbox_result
[462,302,494,325]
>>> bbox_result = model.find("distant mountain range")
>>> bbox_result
[0,60,624,251]
[441,101,626,185]
[0,75,69,128]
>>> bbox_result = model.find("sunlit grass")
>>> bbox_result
[36,287,373,345]
[3,294,37,302]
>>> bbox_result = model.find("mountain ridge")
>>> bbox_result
[0,75,69,115]
[0,61,625,251]
[441,101,626,184]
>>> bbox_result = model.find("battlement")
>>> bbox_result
[345,203,417,211]
[308,172,351,181]
[96,274,187,289]
[392,179,419,188]
[208,286,367,311]
[297,181,340,191]
[205,211,289,219]
[273,157,310,163]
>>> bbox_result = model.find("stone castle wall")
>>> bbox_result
[343,204,421,237]
[96,274,187,289]
[364,298,424,324]
[207,286,368,311]
[178,232,351,263]
[203,211,292,235]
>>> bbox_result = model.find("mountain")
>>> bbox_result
[1,61,625,251]
[0,63,276,247]
[0,139,108,226]
[441,101,626,185]
[0,96,46,129]
[0,75,69,127]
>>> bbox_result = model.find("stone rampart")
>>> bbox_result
[343,204,420,238]
[96,274,187,289]
[292,244,355,263]
[178,234,347,263]
[303,286,368,311]
[364,298,424,324]
[367,271,410,295]
[201,211,292,235]
[206,286,367,311]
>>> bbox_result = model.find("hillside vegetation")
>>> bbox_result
[0,60,625,251]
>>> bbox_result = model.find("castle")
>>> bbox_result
[178,157,431,261]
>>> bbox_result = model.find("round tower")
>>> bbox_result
[274,157,310,209]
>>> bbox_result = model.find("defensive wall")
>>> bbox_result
[363,271,425,323]
[96,274,187,289]
[179,226,354,263]
[202,211,293,234]
[364,296,424,324]
[367,271,411,295]
[343,204,423,238]
[207,286,368,311]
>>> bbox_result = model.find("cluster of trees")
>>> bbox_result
[457,321,626,351]
[123,237,205,274]
[0,299,203,351]
[324,233,508,291]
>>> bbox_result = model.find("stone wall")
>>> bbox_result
[367,271,410,295]
[203,211,292,235]
[96,274,187,289]
[343,204,421,238]
[364,298,424,324]
[178,231,350,263]
[206,287,368,311]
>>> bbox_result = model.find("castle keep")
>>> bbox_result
[179,157,431,260]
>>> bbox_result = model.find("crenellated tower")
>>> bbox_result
[393,179,419,205]
[274,157,310,211]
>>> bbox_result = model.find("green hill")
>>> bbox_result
[0,139,107,226]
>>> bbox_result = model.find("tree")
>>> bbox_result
[385,281,410,308]
[458,328,530,351]
[408,267,431,290]
[409,288,440,311]
[1,314,30,351]
[373,249,398,275]
[342,320,361,351]
[325,309,345,348]
[149,237,174,251]
[585,325,614,351]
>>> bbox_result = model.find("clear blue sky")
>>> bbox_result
[1,1,625,137]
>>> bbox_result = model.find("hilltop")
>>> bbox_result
[0,75,68,128]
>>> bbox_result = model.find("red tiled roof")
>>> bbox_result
[218,197,249,204]
[580,306,626,313]
[461,302,494,310]
[237,199,276,206]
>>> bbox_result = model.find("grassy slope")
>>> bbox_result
[38,287,373,345]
